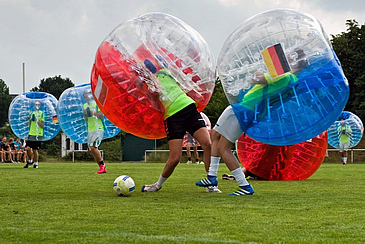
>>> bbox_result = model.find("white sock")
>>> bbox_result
[29,159,33,163]
[157,175,167,187]
[208,156,220,176]
[231,167,249,187]
[34,162,38,166]
[343,157,347,163]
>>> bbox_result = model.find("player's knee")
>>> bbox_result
[168,154,181,165]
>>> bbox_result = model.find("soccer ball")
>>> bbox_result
[113,175,135,197]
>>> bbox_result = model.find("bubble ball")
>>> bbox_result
[217,9,349,145]
[327,111,364,149]
[182,112,211,147]
[8,92,60,141]
[91,12,216,139]
[236,131,327,180]
[57,84,121,144]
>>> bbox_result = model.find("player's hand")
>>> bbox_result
[86,107,92,117]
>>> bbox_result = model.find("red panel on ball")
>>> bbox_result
[237,131,328,180]
[91,41,166,139]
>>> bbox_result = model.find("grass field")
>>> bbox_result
[1,162,365,244]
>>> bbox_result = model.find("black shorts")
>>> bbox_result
[164,104,206,140]
[26,136,42,150]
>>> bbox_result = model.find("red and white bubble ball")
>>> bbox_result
[91,12,216,139]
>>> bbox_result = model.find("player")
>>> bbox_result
[82,88,106,174]
[196,49,307,195]
[141,58,215,192]
[24,100,45,168]
[338,118,352,165]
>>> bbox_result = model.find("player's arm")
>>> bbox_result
[38,120,45,129]
[346,126,352,137]
[38,112,45,128]
[249,71,268,85]
[82,108,89,121]
[95,107,104,120]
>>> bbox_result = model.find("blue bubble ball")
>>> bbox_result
[57,83,121,143]
[8,92,60,141]
[327,111,364,149]
[217,9,349,145]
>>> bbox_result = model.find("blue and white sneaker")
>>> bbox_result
[228,185,254,196]
[141,183,162,192]
[206,186,222,193]
[195,175,218,187]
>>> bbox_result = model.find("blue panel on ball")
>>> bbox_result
[8,92,60,141]
[57,83,121,143]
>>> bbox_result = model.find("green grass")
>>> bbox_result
[1,162,365,244]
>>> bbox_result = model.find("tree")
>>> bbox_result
[331,19,365,121]
[202,77,230,126]
[31,75,75,99]
[0,79,12,127]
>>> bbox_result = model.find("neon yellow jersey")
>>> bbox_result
[338,125,351,143]
[29,110,45,136]
[83,102,104,132]
[240,73,298,111]
[156,69,195,119]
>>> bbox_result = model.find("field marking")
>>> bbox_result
[4,227,252,243]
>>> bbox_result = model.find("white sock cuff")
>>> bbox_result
[157,175,168,187]
[231,167,249,186]
[208,156,221,176]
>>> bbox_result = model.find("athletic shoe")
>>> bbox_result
[206,186,222,193]
[222,174,235,180]
[24,162,33,168]
[33,164,38,169]
[195,160,199,164]
[199,161,204,165]
[195,175,218,187]
[141,183,162,192]
[96,164,107,174]
[343,163,347,165]
[228,185,255,196]
[186,160,192,164]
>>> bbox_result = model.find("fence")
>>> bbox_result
[145,149,365,163]
[67,150,104,163]
[326,148,365,163]
[144,149,237,163]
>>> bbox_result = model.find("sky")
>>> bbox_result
[1,0,364,95]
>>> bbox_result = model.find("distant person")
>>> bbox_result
[24,100,45,169]
[337,118,352,165]
[8,138,16,163]
[185,132,200,164]
[14,137,27,163]
[0,136,6,163]
[1,137,13,163]
[82,88,106,174]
